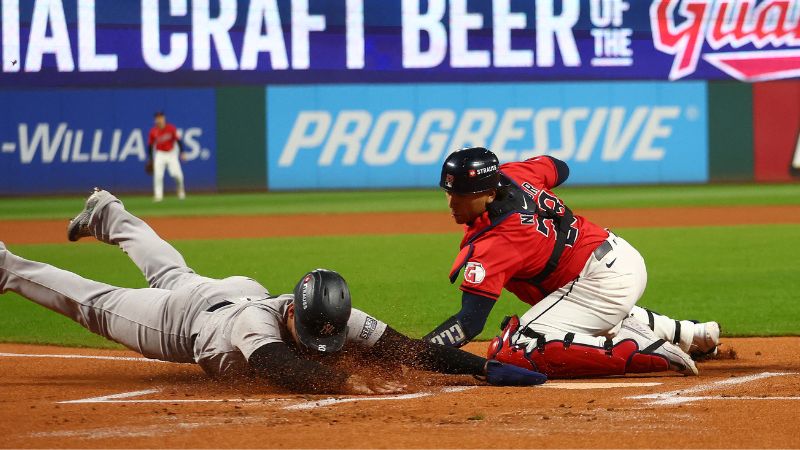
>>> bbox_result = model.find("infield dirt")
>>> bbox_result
[1,338,798,448]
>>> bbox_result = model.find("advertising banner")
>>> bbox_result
[3,0,800,88]
[753,80,800,182]
[267,81,708,190]
[0,88,217,195]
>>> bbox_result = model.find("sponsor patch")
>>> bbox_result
[468,169,477,177]
[359,317,378,340]
[464,262,486,284]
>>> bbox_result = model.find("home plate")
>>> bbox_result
[541,382,662,390]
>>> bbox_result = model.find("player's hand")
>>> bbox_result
[342,375,406,395]
[180,153,188,161]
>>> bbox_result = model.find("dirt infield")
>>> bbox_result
[1,339,798,448]
[2,204,800,244]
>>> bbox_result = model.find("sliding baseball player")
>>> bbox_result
[0,189,544,393]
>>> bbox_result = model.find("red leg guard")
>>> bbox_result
[489,318,671,378]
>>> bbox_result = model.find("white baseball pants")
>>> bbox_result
[153,147,185,201]
[518,232,699,352]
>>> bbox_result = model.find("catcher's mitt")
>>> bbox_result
[145,159,154,175]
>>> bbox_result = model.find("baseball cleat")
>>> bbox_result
[653,340,699,376]
[66,188,111,242]
[619,317,698,376]
[690,321,721,359]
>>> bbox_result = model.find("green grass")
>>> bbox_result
[2,224,798,348]
[1,183,800,220]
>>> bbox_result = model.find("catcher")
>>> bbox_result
[0,189,544,394]
[426,148,722,378]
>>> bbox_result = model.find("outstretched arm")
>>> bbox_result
[367,326,487,375]
[248,343,404,394]
[364,326,547,386]
[423,292,496,347]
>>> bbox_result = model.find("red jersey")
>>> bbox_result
[449,157,609,306]
[148,124,180,152]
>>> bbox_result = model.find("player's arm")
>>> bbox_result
[423,292,495,347]
[174,126,184,153]
[546,156,570,187]
[366,326,487,375]
[248,343,403,395]
[147,129,154,160]
[364,327,547,386]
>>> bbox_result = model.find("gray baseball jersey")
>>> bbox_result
[0,194,386,377]
[193,294,386,377]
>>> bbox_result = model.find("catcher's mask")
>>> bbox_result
[440,147,501,195]
[292,269,352,353]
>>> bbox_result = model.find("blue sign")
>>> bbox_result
[2,0,799,87]
[0,88,217,195]
[267,81,707,190]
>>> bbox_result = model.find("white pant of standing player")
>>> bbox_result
[516,232,709,355]
[0,196,267,362]
[153,147,185,202]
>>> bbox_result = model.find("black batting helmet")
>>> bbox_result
[292,269,352,353]
[440,147,500,194]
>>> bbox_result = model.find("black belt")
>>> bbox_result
[593,240,613,261]
[206,301,232,312]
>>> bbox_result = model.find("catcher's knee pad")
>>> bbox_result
[488,318,670,378]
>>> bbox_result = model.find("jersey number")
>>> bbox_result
[519,191,579,246]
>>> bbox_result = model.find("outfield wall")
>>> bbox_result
[2,80,798,195]
[2,0,800,195]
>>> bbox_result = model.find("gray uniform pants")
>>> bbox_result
[0,196,268,362]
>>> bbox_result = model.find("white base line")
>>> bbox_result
[58,386,478,409]
[629,371,799,405]
[0,352,168,363]
[542,382,661,390]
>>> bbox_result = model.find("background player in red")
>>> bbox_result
[425,147,722,378]
[147,111,186,202]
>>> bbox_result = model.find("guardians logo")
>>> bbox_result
[651,0,800,81]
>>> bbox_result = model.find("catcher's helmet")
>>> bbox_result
[440,147,500,194]
[292,269,352,353]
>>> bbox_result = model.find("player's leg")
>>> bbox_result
[153,150,166,202]
[166,149,186,199]
[68,189,210,290]
[488,313,697,378]
[517,233,647,338]
[627,306,720,357]
[0,243,197,362]
[500,233,697,377]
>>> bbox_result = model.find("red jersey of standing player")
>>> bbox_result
[425,148,608,347]
[148,122,180,152]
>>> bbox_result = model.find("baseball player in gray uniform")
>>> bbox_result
[0,189,546,394]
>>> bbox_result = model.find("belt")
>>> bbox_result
[206,301,233,312]
[593,240,613,261]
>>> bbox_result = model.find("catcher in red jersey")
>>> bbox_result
[425,147,722,378]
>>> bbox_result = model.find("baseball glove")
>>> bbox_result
[485,359,547,386]
[145,159,154,175]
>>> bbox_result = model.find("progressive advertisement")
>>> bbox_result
[267,81,708,190]
[3,0,800,87]
[0,88,217,195]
